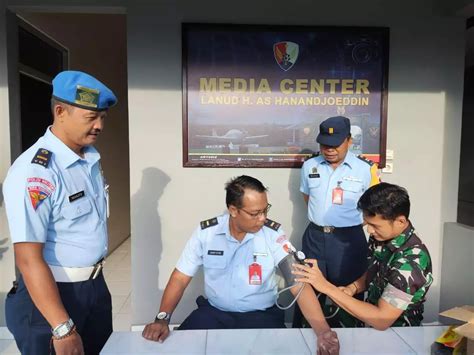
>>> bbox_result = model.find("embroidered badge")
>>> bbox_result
[207,250,224,256]
[31,148,52,168]
[200,217,218,230]
[69,191,85,202]
[27,177,55,210]
[75,85,99,108]
[276,235,288,245]
[28,186,51,210]
[264,218,281,231]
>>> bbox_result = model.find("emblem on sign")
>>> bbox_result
[273,41,299,71]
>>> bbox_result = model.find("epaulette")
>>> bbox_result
[357,155,375,166]
[200,217,218,230]
[31,148,52,168]
[264,218,281,231]
[304,152,320,161]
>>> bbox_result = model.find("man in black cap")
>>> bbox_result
[4,71,117,354]
[295,116,379,326]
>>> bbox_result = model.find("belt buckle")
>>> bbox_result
[323,226,334,233]
[89,259,105,280]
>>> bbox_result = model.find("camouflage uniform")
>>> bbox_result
[365,224,433,326]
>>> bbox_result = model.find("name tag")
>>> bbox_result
[207,250,224,256]
[69,191,85,202]
[309,174,320,178]
[343,176,362,183]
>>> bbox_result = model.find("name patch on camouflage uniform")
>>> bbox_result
[200,217,218,230]
[75,85,99,108]
[31,148,52,168]
[264,218,281,231]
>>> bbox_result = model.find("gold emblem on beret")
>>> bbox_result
[75,85,99,108]
[329,127,334,134]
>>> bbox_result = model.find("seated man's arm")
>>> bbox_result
[292,285,340,355]
[142,269,192,342]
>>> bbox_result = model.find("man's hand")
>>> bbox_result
[142,320,170,343]
[53,331,84,355]
[317,329,340,355]
[292,259,331,294]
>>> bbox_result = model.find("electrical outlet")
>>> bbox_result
[386,149,394,160]
[382,162,393,174]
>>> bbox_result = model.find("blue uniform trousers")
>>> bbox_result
[293,223,367,327]
[6,272,112,355]
[178,296,285,330]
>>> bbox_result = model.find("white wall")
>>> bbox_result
[127,0,465,325]
[0,0,466,327]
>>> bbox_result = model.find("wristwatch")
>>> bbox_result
[52,318,75,338]
[155,311,171,323]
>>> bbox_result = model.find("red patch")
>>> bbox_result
[276,235,288,244]
[26,177,54,211]
[28,186,51,210]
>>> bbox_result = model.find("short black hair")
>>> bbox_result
[225,175,267,208]
[51,97,74,116]
[357,182,410,220]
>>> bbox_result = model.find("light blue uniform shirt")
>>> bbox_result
[176,213,288,312]
[3,127,108,267]
[300,151,374,227]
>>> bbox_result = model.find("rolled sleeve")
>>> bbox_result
[176,227,204,277]
[381,283,413,310]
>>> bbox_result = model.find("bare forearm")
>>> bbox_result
[351,272,367,294]
[293,285,330,334]
[158,269,191,314]
[325,284,393,330]
[17,258,69,328]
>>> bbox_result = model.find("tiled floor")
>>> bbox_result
[0,237,132,354]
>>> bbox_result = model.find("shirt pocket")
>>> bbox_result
[308,177,322,190]
[62,199,93,220]
[341,180,364,193]
[203,254,227,269]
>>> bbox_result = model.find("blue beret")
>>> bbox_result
[52,70,117,111]
[316,116,351,147]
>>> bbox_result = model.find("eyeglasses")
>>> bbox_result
[239,204,272,218]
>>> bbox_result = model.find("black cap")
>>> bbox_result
[316,116,351,147]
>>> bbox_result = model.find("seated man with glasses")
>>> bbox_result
[142,175,339,355]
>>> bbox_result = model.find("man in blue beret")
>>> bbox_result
[295,116,380,326]
[3,70,117,354]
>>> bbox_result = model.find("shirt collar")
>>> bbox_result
[216,213,256,243]
[386,222,414,252]
[319,150,355,169]
[44,127,101,168]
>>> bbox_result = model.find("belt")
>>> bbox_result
[311,223,362,234]
[48,259,105,283]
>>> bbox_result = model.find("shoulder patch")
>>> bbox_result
[31,148,52,168]
[357,154,375,166]
[200,217,218,230]
[264,218,281,231]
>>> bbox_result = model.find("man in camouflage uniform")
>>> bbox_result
[292,183,433,330]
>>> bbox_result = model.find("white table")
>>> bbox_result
[101,326,448,354]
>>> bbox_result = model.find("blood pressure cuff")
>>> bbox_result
[278,254,300,286]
